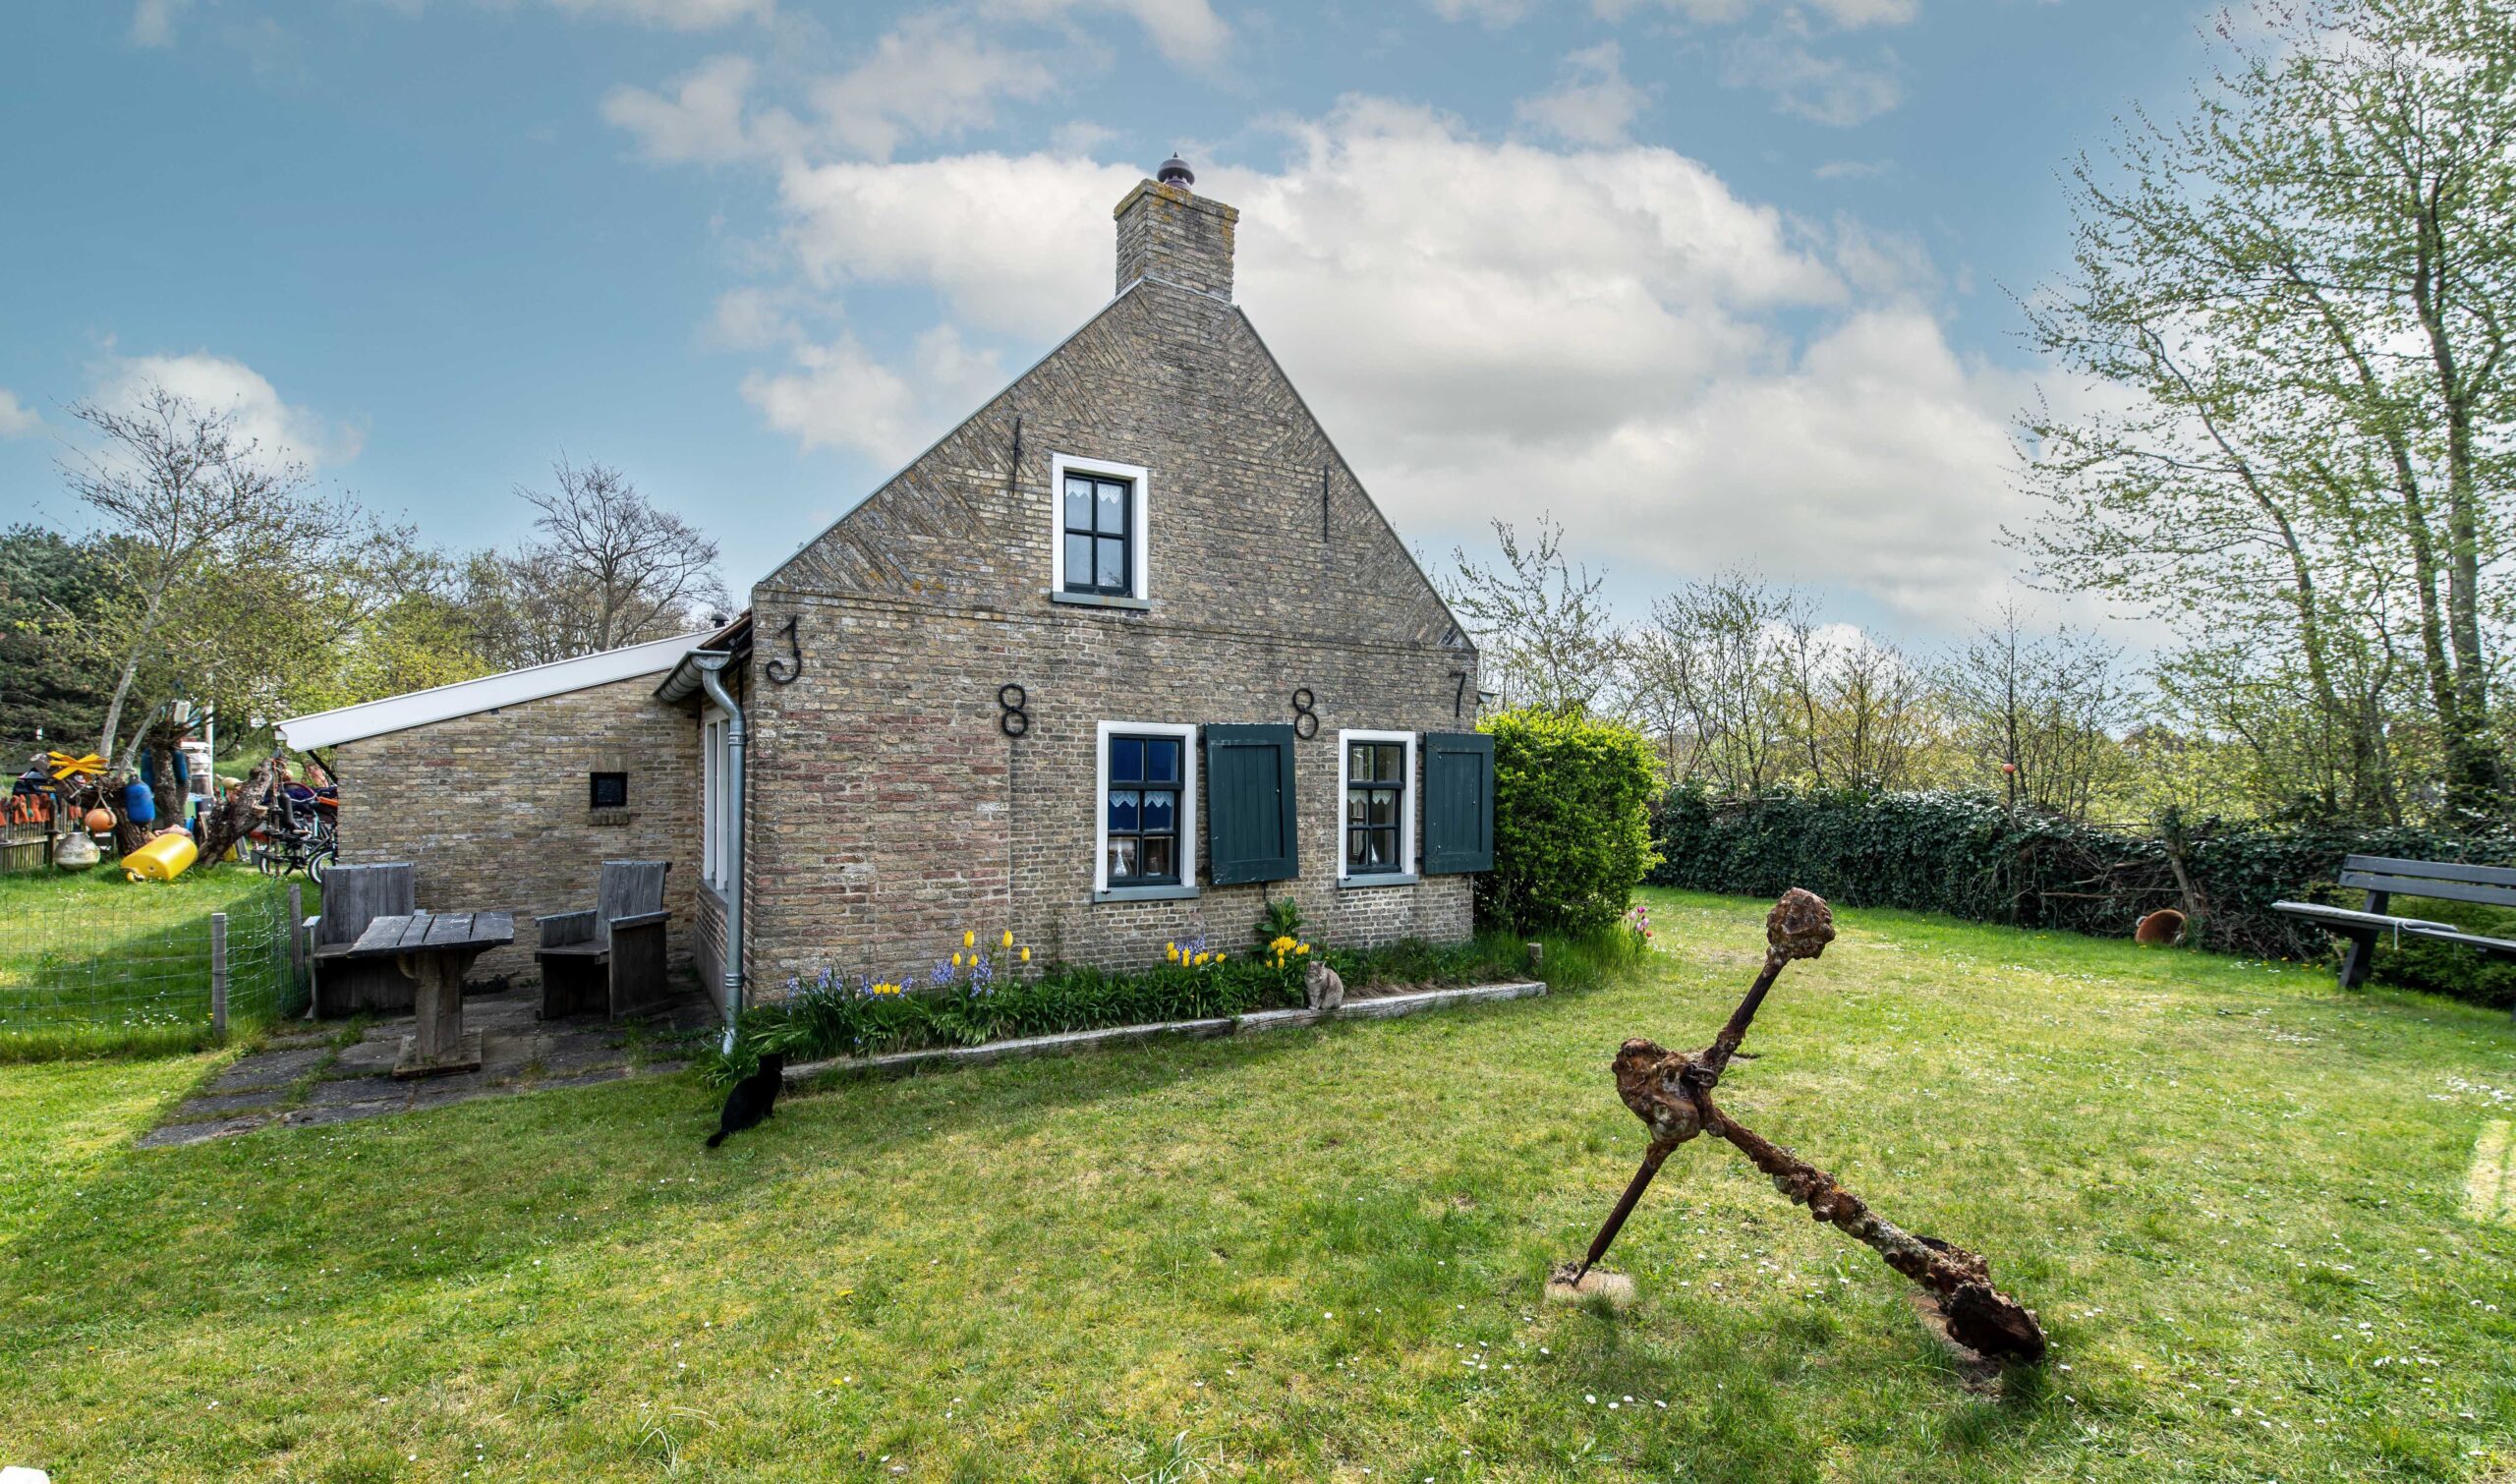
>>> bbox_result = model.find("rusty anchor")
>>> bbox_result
[1562,888,2047,1365]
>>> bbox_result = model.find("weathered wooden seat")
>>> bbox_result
[536,860,672,1020]
[306,862,420,1016]
[2274,854,2516,1002]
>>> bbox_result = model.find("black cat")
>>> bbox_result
[707,1052,785,1148]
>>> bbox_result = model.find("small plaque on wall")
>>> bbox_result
[589,809,634,828]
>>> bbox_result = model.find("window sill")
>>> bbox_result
[1050,590,1151,611]
[1093,883,1200,904]
[1337,872,1420,890]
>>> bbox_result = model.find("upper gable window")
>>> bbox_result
[1050,453,1151,605]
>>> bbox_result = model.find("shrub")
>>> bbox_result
[1478,708,1661,936]
[1648,786,2516,1007]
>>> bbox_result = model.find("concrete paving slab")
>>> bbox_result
[136,1113,276,1149]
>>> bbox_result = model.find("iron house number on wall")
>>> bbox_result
[992,683,1455,739]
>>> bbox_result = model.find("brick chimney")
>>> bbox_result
[1114,155,1237,300]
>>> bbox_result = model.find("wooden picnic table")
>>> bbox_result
[344,910,515,1077]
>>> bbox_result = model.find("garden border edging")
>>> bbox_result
[783,979,1548,1087]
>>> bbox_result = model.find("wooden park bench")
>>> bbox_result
[2273,854,2516,994]
[306,862,421,1016]
[535,860,672,1021]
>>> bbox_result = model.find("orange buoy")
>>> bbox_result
[83,806,115,832]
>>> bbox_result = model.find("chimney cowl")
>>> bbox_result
[1157,154,1194,189]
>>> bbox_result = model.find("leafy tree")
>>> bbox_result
[0,526,114,757]
[2020,0,2516,821]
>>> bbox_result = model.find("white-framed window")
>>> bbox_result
[1050,452,1152,603]
[700,707,730,888]
[1094,720,1198,901]
[1338,729,1418,885]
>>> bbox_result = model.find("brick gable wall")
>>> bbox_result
[742,276,1479,989]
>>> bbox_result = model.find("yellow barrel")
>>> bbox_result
[124,831,200,883]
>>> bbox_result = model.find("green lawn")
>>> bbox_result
[3,888,2512,1481]
[0,865,309,1059]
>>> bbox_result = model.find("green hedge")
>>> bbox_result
[1479,709,1661,936]
[1649,787,2516,1007]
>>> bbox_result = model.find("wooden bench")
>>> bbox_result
[536,860,672,1021]
[306,862,420,1016]
[2272,854,2516,994]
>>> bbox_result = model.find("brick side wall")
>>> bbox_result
[742,269,1479,990]
[332,674,701,984]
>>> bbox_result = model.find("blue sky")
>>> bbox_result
[0,0,2215,643]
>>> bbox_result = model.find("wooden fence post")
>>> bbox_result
[287,883,305,988]
[210,911,229,1038]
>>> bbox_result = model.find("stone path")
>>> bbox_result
[137,986,719,1149]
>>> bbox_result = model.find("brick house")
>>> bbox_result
[276,160,1492,1018]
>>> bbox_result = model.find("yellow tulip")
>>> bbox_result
[1297,943,1310,955]
[1020,946,1032,963]
[952,952,964,968]
[964,930,977,949]
[1001,929,1014,948]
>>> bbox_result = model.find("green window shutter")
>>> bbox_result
[1204,723,1299,885]
[1422,731,1495,874]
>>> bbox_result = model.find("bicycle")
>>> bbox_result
[249,788,335,884]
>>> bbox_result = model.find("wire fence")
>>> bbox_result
[0,874,311,1058]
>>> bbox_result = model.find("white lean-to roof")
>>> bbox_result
[274,632,712,752]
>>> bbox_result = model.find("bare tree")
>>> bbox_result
[481,457,727,664]
[1638,571,1802,796]
[1943,604,2140,820]
[1443,514,1623,713]
[58,387,310,765]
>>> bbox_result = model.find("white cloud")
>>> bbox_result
[776,152,1142,339]
[1722,25,1904,125]
[90,352,364,470]
[809,18,1060,161]
[0,390,40,439]
[741,325,1003,462]
[980,0,1230,65]
[1515,41,1649,145]
[605,20,1066,165]
[603,55,766,163]
[1601,0,1917,27]
[129,0,190,46]
[1447,0,1918,28]
[1427,0,1540,24]
[536,0,771,27]
[691,98,2043,631]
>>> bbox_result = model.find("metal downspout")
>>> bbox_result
[694,654,746,1053]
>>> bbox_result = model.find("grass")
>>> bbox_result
[2,887,2513,1480]
[0,864,311,1061]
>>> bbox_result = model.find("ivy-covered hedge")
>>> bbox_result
[1649,787,2516,1007]
[1479,709,1662,936]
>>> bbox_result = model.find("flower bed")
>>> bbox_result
[705,918,1568,1083]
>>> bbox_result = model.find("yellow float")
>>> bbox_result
[124,830,199,883]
